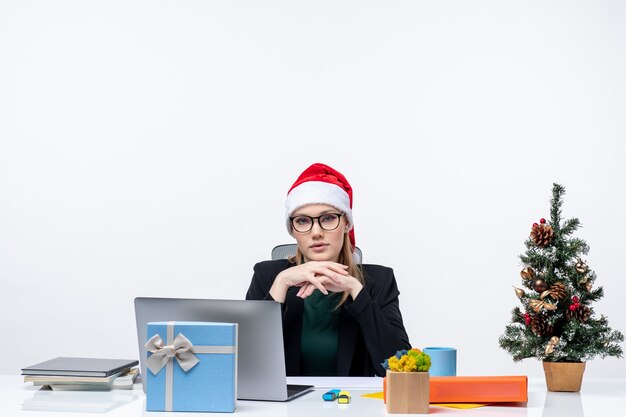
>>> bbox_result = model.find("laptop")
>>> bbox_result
[134,297,314,401]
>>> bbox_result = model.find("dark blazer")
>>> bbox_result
[245,259,411,376]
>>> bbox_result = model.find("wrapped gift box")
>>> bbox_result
[146,321,238,412]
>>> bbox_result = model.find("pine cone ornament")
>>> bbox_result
[566,305,591,322]
[531,223,554,247]
[542,282,567,300]
[531,315,554,336]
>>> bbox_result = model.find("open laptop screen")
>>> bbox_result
[134,297,311,401]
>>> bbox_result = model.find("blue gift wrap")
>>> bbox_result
[145,321,238,412]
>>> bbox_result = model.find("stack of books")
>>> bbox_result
[21,357,139,391]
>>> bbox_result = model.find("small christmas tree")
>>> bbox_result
[499,184,623,363]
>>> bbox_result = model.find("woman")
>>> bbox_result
[246,163,410,376]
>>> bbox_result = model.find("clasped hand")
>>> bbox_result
[269,261,363,303]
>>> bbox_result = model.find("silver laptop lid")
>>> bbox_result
[134,297,289,401]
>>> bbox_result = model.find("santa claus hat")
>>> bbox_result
[285,163,355,249]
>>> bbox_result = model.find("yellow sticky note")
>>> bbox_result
[361,392,385,400]
[359,392,491,409]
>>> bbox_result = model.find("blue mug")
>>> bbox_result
[424,347,457,376]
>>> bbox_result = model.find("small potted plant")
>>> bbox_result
[499,184,623,392]
[382,349,431,414]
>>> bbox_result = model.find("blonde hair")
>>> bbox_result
[291,231,364,307]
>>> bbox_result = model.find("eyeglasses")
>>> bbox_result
[290,213,344,233]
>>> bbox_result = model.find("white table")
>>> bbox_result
[1,375,625,416]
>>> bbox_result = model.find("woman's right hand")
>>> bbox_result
[269,261,349,303]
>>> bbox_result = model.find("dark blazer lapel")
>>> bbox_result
[283,288,304,375]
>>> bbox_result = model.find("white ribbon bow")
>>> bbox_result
[145,333,200,375]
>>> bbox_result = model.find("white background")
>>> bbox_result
[1,0,625,378]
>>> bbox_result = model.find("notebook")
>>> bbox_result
[134,297,314,401]
[21,357,138,378]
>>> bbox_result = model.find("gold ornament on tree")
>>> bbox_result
[578,273,593,292]
[575,259,588,273]
[529,299,557,313]
[514,287,525,298]
[531,222,554,247]
[520,267,536,281]
[545,336,560,355]
[533,279,548,293]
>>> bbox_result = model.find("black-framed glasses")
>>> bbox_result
[290,213,344,233]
